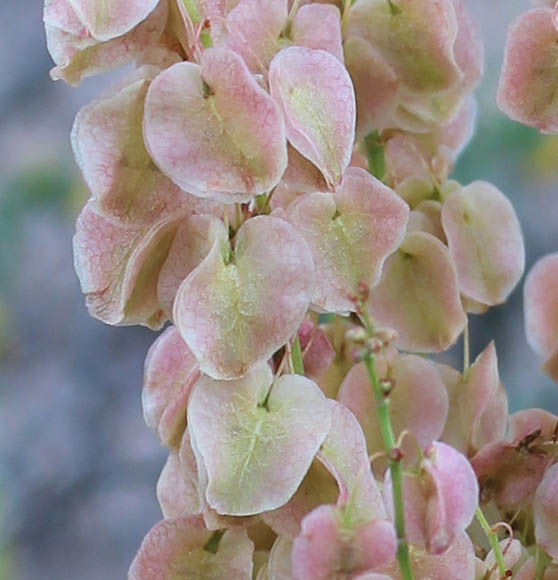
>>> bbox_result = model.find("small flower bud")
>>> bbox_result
[366,337,384,353]
[380,378,395,396]
[345,327,368,344]
[389,447,404,462]
[351,347,367,364]
[375,327,399,347]
[356,281,370,303]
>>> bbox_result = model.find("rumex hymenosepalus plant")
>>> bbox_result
[44,0,558,578]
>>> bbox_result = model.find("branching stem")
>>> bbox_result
[360,308,414,580]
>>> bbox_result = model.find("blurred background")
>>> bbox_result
[1,1,557,578]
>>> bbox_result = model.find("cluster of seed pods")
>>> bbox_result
[44,0,558,578]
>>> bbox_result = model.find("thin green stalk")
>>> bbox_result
[363,351,414,580]
[291,335,305,376]
[182,0,201,23]
[285,0,301,35]
[476,507,507,578]
[234,203,243,231]
[363,131,387,183]
[341,0,351,34]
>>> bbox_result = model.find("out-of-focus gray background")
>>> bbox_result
[0,1,557,578]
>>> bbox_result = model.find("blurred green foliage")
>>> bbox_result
[454,118,541,185]
[0,165,74,296]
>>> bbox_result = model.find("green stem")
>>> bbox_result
[203,529,225,553]
[182,0,201,23]
[341,0,351,34]
[285,0,301,35]
[364,131,387,183]
[363,352,414,580]
[234,203,243,231]
[476,507,507,578]
[291,335,305,375]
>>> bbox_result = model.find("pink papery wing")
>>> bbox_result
[344,36,400,139]
[187,364,331,515]
[128,516,253,579]
[441,342,507,455]
[269,46,355,188]
[291,505,396,580]
[524,253,558,381]
[291,4,344,63]
[224,0,288,72]
[173,215,314,380]
[368,231,467,352]
[318,401,386,524]
[156,448,201,518]
[157,215,226,316]
[422,442,479,554]
[441,181,525,306]
[497,8,558,134]
[45,0,168,84]
[73,202,185,329]
[346,0,461,94]
[144,48,287,203]
[71,66,198,225]
[68,0,161,40]
[287,167,409,314]
[142,326,200,447]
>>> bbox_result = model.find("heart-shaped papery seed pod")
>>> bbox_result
[346,0,462,95]
[142,326,200,448]
[441,181,525,307]
[440,342,508,456]
[144,47,288,203]
[72,66,212,226]
[173,215,314,380]
[187,364,332,516]
[368,231,467,353]
[524,253,558,381]
[44,0,168,84]
[286,167,409,314]
[263,399,386,538]
[291,504,396,580]
[65,0,161,41]
[128,516,253,579]
[269,45,356,188]
[224,0,288,72]
[156,445,200,519]
[73,201,186,329]
[498,7,558,134]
